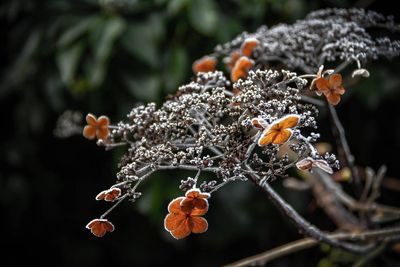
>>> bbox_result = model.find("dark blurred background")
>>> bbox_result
[1,0,400,266]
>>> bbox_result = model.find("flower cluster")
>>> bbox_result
[79,9,399,242]
[213,8,400,73]
[84,68,337,237]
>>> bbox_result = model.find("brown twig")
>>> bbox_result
[310,174,363,231]
[224,227,400,267]
[327,103,362,196]
[314,169,400,217]
[245,165,373,254]
[351,240,387,267]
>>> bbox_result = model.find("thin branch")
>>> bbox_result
[310,174,363,231]
[314,169,400,216]
[224,227,400,267]
[367,165,387,204]
[157,165,219,172]
[245,165,373,254]
[327,103,362,196]
[100,194,129,219]
[360,167,375,202]
[209,176,242,194]
[300,95,325,107]
[245,133,260,163]
[351,241,387,267]
[334,60,353,73]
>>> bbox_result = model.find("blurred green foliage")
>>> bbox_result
[1,0,400,266]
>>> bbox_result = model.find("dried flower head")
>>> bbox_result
[79,9,400,248]
[164,197,208,239]
[296,157,333,174]
[180,188,210,213]
[86,219,115,237]
[214,8,400,72]
[96,188,122,202]
[315,74,346,105]
[258,115,300,146]
[83,114,110,141]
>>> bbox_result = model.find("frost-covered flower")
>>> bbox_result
[164,197,208,239]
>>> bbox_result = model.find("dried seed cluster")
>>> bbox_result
[81,8,399,238]
[214,8,400,72]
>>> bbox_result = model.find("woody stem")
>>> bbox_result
[224,227,400,267]
[326,103,362,197]
[245,164,373,254]
[100,194,129,219]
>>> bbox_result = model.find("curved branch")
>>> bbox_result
[314,169,400,217]
[224,227,400,267]
[245,165,373,254]
[327,103,362,195]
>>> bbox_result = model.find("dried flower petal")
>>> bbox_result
[192,56,217,73]
[258,115,300,146]
[86,219,114,237]
[231,56,254,82]
[164,194,209,239]
[82,114,110,141]
[241,37,260,57]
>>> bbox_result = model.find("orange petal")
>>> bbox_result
[315,77,330,92]
[241,37,260,57]
[231,56,254,82]
[268,122,281,132]
[86,113,97,126]
[104,188,121,201]
[185,188,210,199]
[92,223,106,237]
[225,50,240,70]
[277,115,300,129]
[193,198,208,210]
[102,221,115,233]
[95,190,107,201]
[190,204,209,216]
[192,56,217,74]
[185,188,200,199]
[231,69,247,82]
[110,188,121,197]
[180,198,195,213]
[335,86,346,95]
[272,129,292,144]
[86,219,114,237]
[104,194,114,201]
[83,125,96,140]
[164,213,187,231]
[168,197,185,214]
[327,93,341,105]
[329,74,342,88]
[97,127,109,141]
[190,217,208,234]
[86,219,99,229]
[237,56,254,69]
[258,129,279,146]
[170,218,191,239]
[97,116,110,127]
